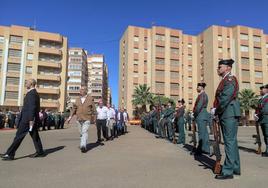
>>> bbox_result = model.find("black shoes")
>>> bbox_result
[1,154,15,161]
[81,147,87,153]
[30,152,46,158]
[215,174,234,180]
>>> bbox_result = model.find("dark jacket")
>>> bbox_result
[19,88,40,126]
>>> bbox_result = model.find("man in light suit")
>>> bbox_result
[1,79,45,160]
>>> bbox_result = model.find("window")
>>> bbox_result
[242,70,250,77]
[266,43,268,48]
[253,35,261,43]
[0,36,4,43]
[68,78,81,83]
[170,83,179,90]
[6,77,19,85]
[68,71,81,76]
[254,59,262,66]
[10,35,23,44]
[133,48,139,53]
[170,47,179,55]
[8,49,22,58]
[240,34,249,40]
[0,49,2,57]
[27,53,33,61]
[218,35,223,41]
[254,47,261,54]
[133,60,139,65]
[188,65,192,71]
[170,36,179,43]
[155,82,164,90]
[240,45,249,52]
[188,43,192,48]
[26,66,32,74]
[7,63,20,72]
[255,71,263,78]
[188,55,192,61]
[170,59,179,66]
[218,47,223,53]
[134,36,139,42]
[27,39,34,47]
[188,77,192,82]
[5,91,18,100]
[144,48,148,53]
[241,57,249,64]
[155,34,165,41]
[155,70,164,77]
[170,71,179,78]
[155,58,164,65]
[242,82,251,89]
[68,86,80,91]
[156,46,164,53]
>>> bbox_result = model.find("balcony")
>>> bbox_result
[8,57,21,63]
[170,89,179,96]
[37,87,60,95]
[38,60,61,68]
[155,64,165,70]
[170,42,179,48]
[170,78,179,83]
[40,100,60,108]
[155,40,165,46]
[39,47,62,56]
[6,72,20,77]
[9,43,22,50]
[37,74,61,81]
[5,85,19,91]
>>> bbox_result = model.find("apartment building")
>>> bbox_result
[67,48,88,103]
[119,25,268,118]
[87,54,109,105]
[0,25,68,112]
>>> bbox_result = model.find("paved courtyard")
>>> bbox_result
[0,124,267,188]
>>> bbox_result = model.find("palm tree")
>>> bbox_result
[238,89,259,126]
[132,84,153,114]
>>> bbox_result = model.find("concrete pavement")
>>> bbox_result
[0,124,267,188]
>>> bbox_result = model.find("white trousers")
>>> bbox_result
[77,120,90,148]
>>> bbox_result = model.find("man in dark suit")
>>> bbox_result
[1,79,45,160]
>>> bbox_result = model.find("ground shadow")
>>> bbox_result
[86,142,104,152]
[183,144,215,173]
[14,146,65,160]
[238,146,258,154]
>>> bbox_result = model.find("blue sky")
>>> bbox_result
[1,0,267,107]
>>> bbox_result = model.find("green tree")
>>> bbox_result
[238,89,259,126]
[132,84,153,115]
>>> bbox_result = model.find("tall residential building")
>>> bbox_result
[87,54,109,105]
[67,48,88,103]
[0,25,68,112]
[119,25,268,118]
[107,87,112,105]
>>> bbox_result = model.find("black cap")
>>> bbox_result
[178,98,185,104]
[197,83,206,88]
[218,59,234,67]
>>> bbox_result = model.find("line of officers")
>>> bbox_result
[141,59,268,180]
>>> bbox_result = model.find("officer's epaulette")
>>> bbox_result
[227,74,234,82]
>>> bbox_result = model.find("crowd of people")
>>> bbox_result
[0,109,67,130]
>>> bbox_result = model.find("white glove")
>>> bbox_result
[254,114,259,121]
[190,113,194,119]
[211,108,216,115]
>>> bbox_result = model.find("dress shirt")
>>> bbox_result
[96,106,108,120]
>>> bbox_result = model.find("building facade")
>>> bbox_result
[67,48,88,103]
[119,25,268,118]
[87,54,109,105]
[0,25,68,112]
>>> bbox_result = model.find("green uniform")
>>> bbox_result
[256,94,268,154]
[176,106,185,144]
[150,109,158,134]
[193,91,210,153]
[158,109,166,138]
[163,107,175,141]
[214,73,241,176]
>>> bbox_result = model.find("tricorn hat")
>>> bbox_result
[197,83,206,88]
[218,59,234,67]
